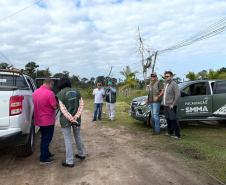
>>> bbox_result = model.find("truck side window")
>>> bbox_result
[215,81,226,94]
[182,83,206,96]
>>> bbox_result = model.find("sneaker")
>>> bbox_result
[163,133,173,137]
[171,136,181,140]
[92,119,96,122]
[75,154,85,159]
[62,162,74,168]
[40,158,54,164]
[48,153,54,157]
[152,131,160,135]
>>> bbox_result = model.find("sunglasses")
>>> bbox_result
[98,85,101,86]
[151,75,156,77]
[165,76,170,78]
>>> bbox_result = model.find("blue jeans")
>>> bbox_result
[39,125,54,162]
[94,103,103,120]
[149,102,161,132]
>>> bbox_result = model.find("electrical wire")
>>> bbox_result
[0,0,43,22]
[0,51,11,63]
[159,17,226,54]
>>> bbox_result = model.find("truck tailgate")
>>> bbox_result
[0,91,13,127]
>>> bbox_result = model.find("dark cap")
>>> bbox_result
[150,72,157,77]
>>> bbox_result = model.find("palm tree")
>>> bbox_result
[185,72,200,81]
[202,69,226,80]
[120,66,139,97]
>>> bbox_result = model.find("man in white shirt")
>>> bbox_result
[92,83,105,121]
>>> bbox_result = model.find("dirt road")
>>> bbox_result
[0,110,218,185]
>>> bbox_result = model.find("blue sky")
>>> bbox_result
[0,0,226,81]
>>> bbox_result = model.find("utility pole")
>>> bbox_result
[105,66,113,87]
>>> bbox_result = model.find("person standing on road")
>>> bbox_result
[145,72,164,135]
[92,83,105,121]
[33,78,58,164]
[56,77,85,168]
[163,71,181,140]
[105,82,116,121]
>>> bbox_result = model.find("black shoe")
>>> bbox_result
[48,153,54,157]
[75,154,85,159]
[62,162,74,168]
[40,158,54,164]
[98,118,101,121]
[92,119,96,122]
[152,131,160,135]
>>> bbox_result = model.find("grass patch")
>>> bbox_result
[81,89,226,183]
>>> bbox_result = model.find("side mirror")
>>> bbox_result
[181,91,188,97]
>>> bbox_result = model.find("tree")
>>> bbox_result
[173,77,182,84]
[0,62,15,69]
[219,67,226,74]
[185,72,200,81]
[62,71,70,78]
[36,68,52,77]
[53,71,70,78]
[88,77,95,89]
[25,62,39,78]
[80,77,88,88]
[202,69,226,79]
[70,75,80,88]
[120,66,139,97]
[198,70,207,80]
[95,76,106,86]
[53,73,65,78]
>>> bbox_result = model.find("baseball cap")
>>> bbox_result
[107,82,112,85]
[151,72,157,77]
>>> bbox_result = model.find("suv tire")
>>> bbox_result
[17,119,35,157]
[149,114,168,131]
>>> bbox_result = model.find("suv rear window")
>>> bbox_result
[0,75,28,87]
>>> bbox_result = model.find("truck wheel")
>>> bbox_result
[17,120,35,157]
[149,114,168,131]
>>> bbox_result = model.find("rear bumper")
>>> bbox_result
[0,129,22,145]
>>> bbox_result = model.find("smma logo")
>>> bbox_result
[186,106,208,113]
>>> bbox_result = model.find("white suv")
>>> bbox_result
[0,69,37,156]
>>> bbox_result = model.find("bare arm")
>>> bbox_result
[53,105,58,110]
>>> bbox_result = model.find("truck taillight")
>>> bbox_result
[10,95,24,116]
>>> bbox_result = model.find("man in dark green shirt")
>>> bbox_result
[145,72,164,135]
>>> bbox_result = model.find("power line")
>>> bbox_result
[0,51,11,63]
[158,16,226,54]
[0,0,43,22]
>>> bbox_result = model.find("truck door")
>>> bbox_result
[212,81,226,117]
[178,82,213,118]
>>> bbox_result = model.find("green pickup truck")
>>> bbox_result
[129,80,226,130]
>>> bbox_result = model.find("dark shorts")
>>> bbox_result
[164,106,177,120]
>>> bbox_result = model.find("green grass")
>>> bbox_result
[80,89,226,183]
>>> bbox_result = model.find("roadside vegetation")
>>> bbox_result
[81,89,226,184]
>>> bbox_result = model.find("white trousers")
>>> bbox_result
[106,102,115,120]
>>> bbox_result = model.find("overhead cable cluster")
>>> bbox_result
[158,17,226,54]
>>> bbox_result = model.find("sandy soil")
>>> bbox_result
[0,110,219,185]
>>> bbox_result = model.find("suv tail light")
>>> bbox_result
[10,95,24,116]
